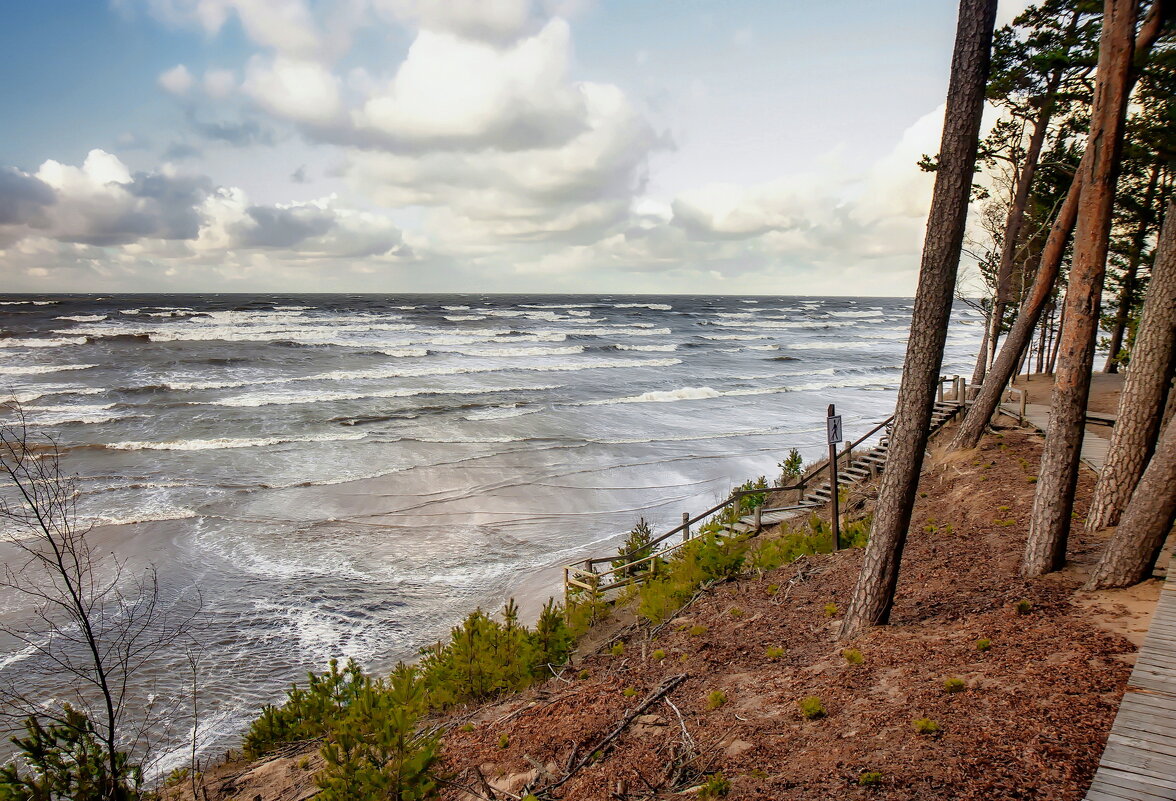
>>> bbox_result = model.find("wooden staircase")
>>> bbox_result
[727,401,962,533]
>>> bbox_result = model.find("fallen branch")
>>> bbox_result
[539,673,688,795]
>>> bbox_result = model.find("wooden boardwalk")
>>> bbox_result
[1085,577,1176,801]
[999,401,1111,473]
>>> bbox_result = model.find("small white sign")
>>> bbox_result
[827,415,843,444]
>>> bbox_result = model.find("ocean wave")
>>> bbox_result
[828,310,885,318]
[442,305,470,311]
[203,384,561,408]
[443,315,487,321]
[463,404,539,421]
[560,327,672,337]
[56,314,107,322]
[614,303,672,310]
[699,334,772,341]
[440,345,585,357]
[94,507,198,526]
[0,364,97,376]
[615,344,678,352]
[581,386,723,405]
[15,403,127,425]
[520,303,595,309]
[377,347,429,358]
[106,431,368,451]
[787,341,870,350]
[0,336,88,348]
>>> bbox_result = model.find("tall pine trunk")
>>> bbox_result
[977,59,1069,385]
[1023,0,1137,578]
[839,0,997,637]
[1104,162,1162,372]
[1087,198,1176,531]
[949,2,1167,451]
[1085,413,1176,589]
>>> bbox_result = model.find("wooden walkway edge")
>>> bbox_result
[1085,576,1176,801]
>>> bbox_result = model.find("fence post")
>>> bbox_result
[937,377,944,404]
[1019,389,1027,426]
[682,511,690,542]
[827,404,842,551]
[753,505,762,532]
[563,566,570,610]
[960,377,967,406]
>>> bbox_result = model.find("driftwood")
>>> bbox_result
[535,673,688,796]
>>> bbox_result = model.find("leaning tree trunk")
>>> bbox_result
[949,2,1168,452]
[1087,198,1176,531]
[1023,0,1138,578]
[1085,414,1176,589]
[978,60,1068,385]
[839,0,997,637]
[1103,163,1161,372]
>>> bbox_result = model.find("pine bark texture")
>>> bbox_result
[1023,0,1137,578]
[1087,199,1176,531]
[1103,164,1161,372]
[839,0,997,637]
[1086,414,1176,589]
[950,1,1168,452]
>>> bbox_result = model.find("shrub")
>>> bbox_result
[610,641,625,657]
[689,624,708,637]
[778,448,803,484]
[622,687,638,698]
[842,648,864,666]
[706,690,728,710]
[636,532,749,624]
[823,603,839,618]
[975,638,992,652]
[458,723,475,733]
[858,771,883,787]
[912,718,940,736]
[652,649,666,661]
[729,606,744,618]
[498,734,510,749]
[612,518,655,578]
[1015,599,1033,615]
[316,664,441,801]
[699,771,732,799]
[578,670,590,680]
[0,707,144,800]
[765,646,784,660]
[943,677,965,693]
[798,696,825,720]
[766,583,780,595]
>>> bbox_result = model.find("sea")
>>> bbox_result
[0,293,982,770]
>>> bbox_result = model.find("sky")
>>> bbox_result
[0,0,1031,295]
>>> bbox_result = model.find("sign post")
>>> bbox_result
[827,404,842,550]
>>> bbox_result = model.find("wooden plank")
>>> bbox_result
[1089,773,1176,801]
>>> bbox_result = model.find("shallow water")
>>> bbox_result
[0,293,982,770]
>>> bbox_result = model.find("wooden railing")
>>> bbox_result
[563,387,968,604]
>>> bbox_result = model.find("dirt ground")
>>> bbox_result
[190,422,1158,801]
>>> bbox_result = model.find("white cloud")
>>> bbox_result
[158,64,194,94]
[203,68,238,98]
[243,55,342,126]
[372,0,539,44]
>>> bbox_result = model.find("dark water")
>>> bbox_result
[0,293,981,771]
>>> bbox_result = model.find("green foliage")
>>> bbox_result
[765,646,784,660]
[728,606,744,618]
[612,517,655,578]
[912,718,940,736]
[1015,599,1033,615]
[458,723,475,733]
[823,603,839,618]
[0,707,143,801]
[245,657,369,759]
[688,625,708,637]
[164,767,190,787]
[778,448,803,483]
[698,771,732,799]
[578,670,590,680]
[636,532,748,624]
[975,638,992,652]
[798,696,826,720]
[706,690,727,710]
[609,641,625,657]
[858,771,883,787]
[622,687,637,698]
[943,677,966,693]
[842,648,864,666]
[316,664,440,801]
[497,734,510,750]
[652,649,666,661]
[749,513,870,574]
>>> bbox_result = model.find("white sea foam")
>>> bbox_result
[787,341,870,350]
[559,327,671,337]
[107,431,368,451]
[442,305,470,311]
[520,303,595,309]
[582,386,723,405]
[441,345,584,357]
[0,364,97,376]
[614,303,672,310]
[463,405,539,421]
[699,334,772,341]
[377,347,429,358]
[16,403,126,425]
[615,344,678,352]
[443,315,487,321]
[204,384,560,408]
[94,507,198,526]
[56,314,107,322]
[829,310,885,318]
[0,336,88,348]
